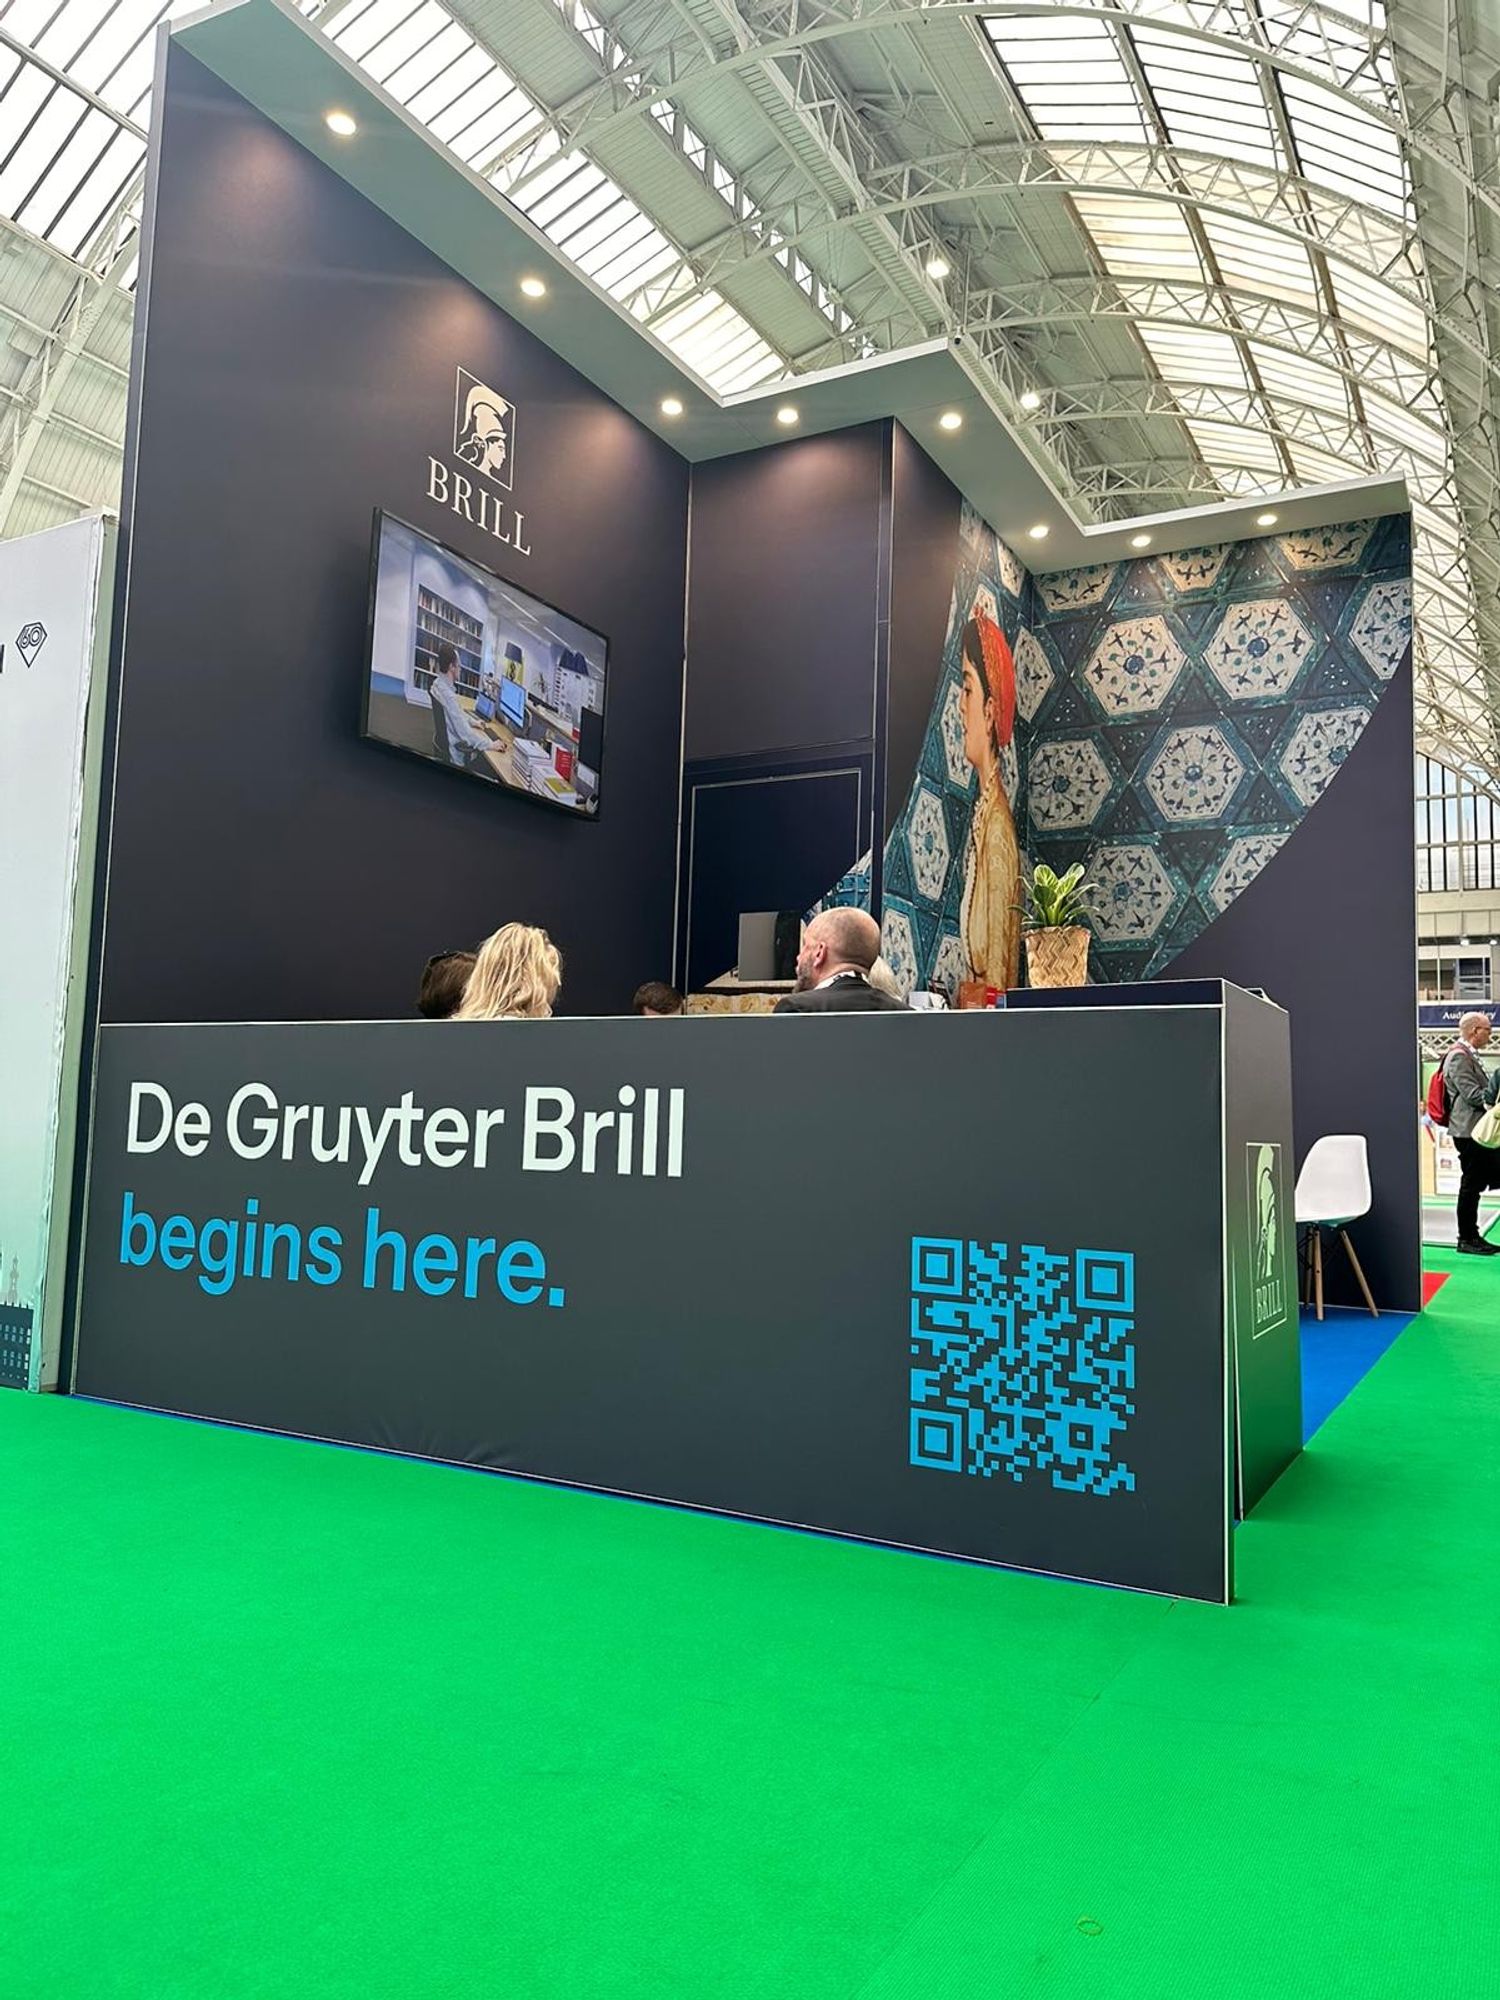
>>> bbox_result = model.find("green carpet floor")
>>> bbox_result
[1,1256,1495,2000]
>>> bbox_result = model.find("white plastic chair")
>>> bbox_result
[1294,1135,1377,1320]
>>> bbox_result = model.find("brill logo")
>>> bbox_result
[453,368,514,492]
[425,366,533,556]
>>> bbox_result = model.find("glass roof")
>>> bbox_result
[0,0,1489,773]
[984,1,1485,769]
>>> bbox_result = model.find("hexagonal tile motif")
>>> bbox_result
[1037,564,1117,614]
[940,676,972,789]
[969,583,1000,629]
[1348,578,1412,681]
[998,539,1026,600]
[907,783,952,901]
[932,929,969,1000]
[1156,544,1231,594]
[1279,705,1371,808]
[1206,832,1289,915]
[1278,519,1376,572]
[1015,626,1055,723]
[881,905,919,992]
[1088,843,1183,944]
[1204,597,1317,702]
[1028,739,1115,833]
[1084,614,1188,718]
[1144,725,1246,824]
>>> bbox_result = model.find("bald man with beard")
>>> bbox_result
[773,909,908,1014]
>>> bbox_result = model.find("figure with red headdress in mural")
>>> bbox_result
[957,612,1022,992]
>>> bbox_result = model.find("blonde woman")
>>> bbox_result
[453,923,562,1020]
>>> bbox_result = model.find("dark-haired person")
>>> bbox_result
[632,981,684,1017]
[1445,1011,1500,1255]
[774,909,906,1014]
[428,643,494,769]
[417,950,476,1020]
[958,614,1022,993]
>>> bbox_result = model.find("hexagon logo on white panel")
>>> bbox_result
[1027,739,1115,833]
[940,676,972,789]
[1144,725,1246,824]
[1089,844,1182,944]
[1015,627,1056,724]
[1204,598,1317,702]
[1084,615,1188,719]
[1349,579,1412,681]
[1157,544,1231,594]
[881,906,919,993]
[1206,832,1289,915]
[906,783,953,901]
[1279,706,1371,807]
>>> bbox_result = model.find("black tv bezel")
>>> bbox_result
[358,507,610,823]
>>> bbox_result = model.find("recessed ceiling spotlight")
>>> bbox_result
[1028,523,1050,540]
[325,110,357,137]
[776,405,800,426]
[520,276,547,299]
[938,410,963,432]
[1019,390,1042,412]
[926,256,951,281]
[1256,510,1279,527]
[660,396,684,417]
[1130,533,1152,549]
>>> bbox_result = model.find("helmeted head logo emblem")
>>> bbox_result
[454,369,514,491]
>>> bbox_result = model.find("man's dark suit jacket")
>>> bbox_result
[773,974,908,1014]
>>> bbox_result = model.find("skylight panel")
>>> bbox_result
[984,19,1148,144]
[1185,417,1281,472]
[1281,73,1408,219]
[1327,263,1427,359]
[1072,196,1203,282]
[1198,213,1319,309]
[1362,395,1447,466]
[1245,342,1349,414]
[1137,321,1249,390]
[1131,28,1280,171]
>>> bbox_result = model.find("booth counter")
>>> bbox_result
[71,982,1298,1604]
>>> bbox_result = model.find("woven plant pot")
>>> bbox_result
[1024,925,1089,989]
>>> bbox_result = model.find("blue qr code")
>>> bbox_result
[909,1238,1136,1496]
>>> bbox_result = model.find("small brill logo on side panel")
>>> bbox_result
[1247,1141,1289,1338]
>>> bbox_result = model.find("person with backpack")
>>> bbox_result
[1434,1013,1500,1254]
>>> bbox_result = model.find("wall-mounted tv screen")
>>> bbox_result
[361,511,608,817]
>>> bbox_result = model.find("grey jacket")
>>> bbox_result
[1442,1043,1500,1138]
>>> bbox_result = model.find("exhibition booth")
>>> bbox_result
[5,0,1422,1600]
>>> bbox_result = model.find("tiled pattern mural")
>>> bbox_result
[875,509,1028,996]
[1026,514,1411,981]
[809,511,1410,997]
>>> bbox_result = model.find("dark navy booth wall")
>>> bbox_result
[1169,657,1420,1311]
[101,48,689,1024]
[886,426,963,842]
[678,425,887,989]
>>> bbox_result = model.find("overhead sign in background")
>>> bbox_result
[0,514,114,1390]
[75,1011,1237,1601]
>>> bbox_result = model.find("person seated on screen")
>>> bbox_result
[773,910,907,1014]
[632,981,684,1018]
[452,923,562,1021]
[428,642,495,768]
[416,949,476,1019]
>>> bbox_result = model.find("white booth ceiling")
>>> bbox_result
[1,0,1495,780]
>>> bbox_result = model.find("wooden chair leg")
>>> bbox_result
[1313,1226,1324,1321]
[1340,1229,1379,1319]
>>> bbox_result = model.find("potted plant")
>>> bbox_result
[1017,861,1092,988]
